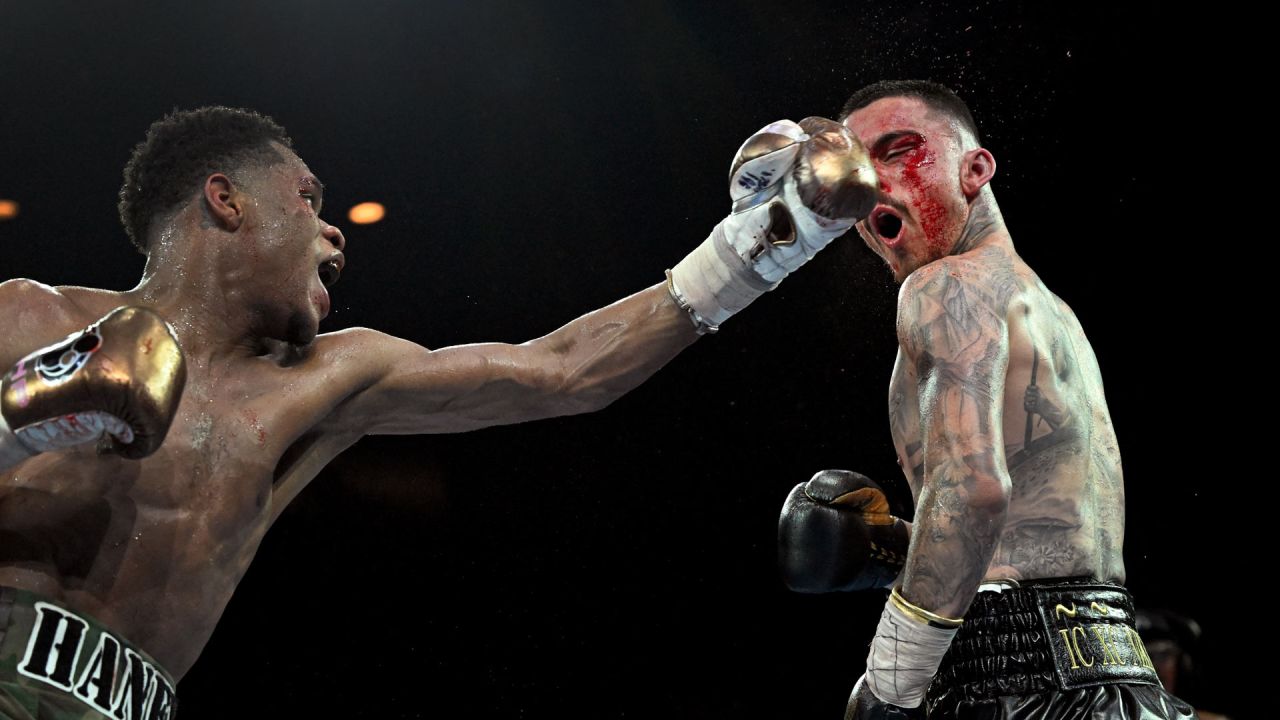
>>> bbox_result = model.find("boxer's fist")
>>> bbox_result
[845,675,924,720]
[778,469,909,593]
[666,117,877,334]
[726,117,878,283]
[2,306,187,460]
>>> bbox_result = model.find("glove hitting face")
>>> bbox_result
[668,117,877,333]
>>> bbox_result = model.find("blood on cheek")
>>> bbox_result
[900,143,949,253]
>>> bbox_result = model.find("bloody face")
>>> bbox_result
[843,97,972,283]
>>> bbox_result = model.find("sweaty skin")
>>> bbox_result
[845,97,1124,618]
[0,144,697,679]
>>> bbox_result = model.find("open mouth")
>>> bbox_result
[318,259,342,288]
[870,208,904,246]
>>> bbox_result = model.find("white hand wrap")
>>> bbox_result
[667,219,775,333]
[862,592,960,708]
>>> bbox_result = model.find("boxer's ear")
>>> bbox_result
[960,148,996,200]
[202,173,244,231]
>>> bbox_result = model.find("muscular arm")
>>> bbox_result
[897,263,1012,618]
[322,282,698,436]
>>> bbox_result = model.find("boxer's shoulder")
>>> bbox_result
[54,284,130,317]
[896,257,1003,321]
[0,278,81,320]
[272,327,429,411]
[897,252,1026,326]
[0,280,112,362]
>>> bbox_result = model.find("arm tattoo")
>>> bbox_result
[897,259,1013,615]
[889,382,925,488]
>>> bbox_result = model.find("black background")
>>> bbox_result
[0,1,1240,718]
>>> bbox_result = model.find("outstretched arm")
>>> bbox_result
[896,261,1012,618]
[323,116,879,439]
[322,282,697,436]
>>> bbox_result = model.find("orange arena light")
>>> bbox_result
[0,199,19,221]
[348,202,385,225]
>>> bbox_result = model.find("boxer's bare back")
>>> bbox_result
[0,145,696,679]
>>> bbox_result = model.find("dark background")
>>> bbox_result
[0,1,1239,718]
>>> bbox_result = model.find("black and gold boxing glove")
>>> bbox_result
[845,674,924,720]
[778,469,910,593]
[0,306,186,463]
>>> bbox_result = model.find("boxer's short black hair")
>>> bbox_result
[839,80,982,146]
[118,106,293,254]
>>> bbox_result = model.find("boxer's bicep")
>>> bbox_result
[895,262,1012,618]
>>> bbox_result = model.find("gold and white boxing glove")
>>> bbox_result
[667,117,877,333]
[0,306,187,466]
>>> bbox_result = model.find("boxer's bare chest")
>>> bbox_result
[0,330,345,675]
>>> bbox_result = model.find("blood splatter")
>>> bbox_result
[242,409,267,445]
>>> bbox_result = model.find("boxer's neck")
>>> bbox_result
[125,224,290,367]
[952,188,1013,257]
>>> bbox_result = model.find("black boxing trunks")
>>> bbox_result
[0,587,177,720]
[925,578,1197,719]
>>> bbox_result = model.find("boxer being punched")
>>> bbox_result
[0,107,876,718]
[777,81,1196,719]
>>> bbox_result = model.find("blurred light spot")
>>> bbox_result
[0,200,18,221]
[348,202,385,225]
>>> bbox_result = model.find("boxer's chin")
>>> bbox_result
[283,311,318,347]
[888,262,907,285]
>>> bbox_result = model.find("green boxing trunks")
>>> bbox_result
[0,587,176,720]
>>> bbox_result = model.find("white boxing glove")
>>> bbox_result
[668,117,877,333]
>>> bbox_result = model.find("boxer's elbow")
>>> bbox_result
[964,472,1012,531]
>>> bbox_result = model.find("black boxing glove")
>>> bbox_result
[778,469,910,593]
[844,674,924,720]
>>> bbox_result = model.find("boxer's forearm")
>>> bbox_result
[900,458,1009,618]
[522,282,698,415]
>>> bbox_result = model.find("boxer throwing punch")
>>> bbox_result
[0,108,875,719]
[777,81,1197,719]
